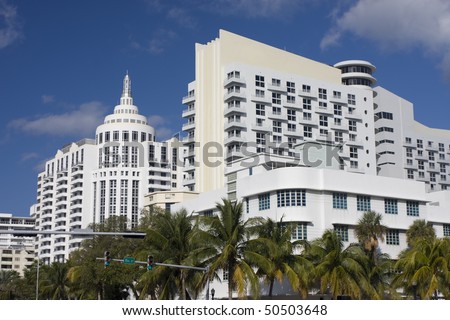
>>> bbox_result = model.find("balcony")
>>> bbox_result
[182,107,195,118]
[225,150,244,160]
[224,135,245,145]
[403,162,418,170]
[224,106,246,116]
[315,106,334,116]
[182,136,196,144]
[284,129,302,138]
[182,122,196,131]
[224,75,246,87]
[224,89,246,102]
[251,123,271,132]
[298,115,318,126]
[182,93,195,104]
[298,89,317,99]
[183,164,196,172]
[224,120,246,130]
[330,123,348,131]
[346,139,364,148]
[329,95,347,104]
[183,176,195,186]
[268,111,287,121]
[283,99,302,110]
[344,110,362,120]
[347,166,364,174]
[250,94,271,104]
[267,83,287,93]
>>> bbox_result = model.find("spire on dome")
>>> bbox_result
[120,72,133,105]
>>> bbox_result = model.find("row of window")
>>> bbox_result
[96,131,154,144]
[333,193,420,216]
[258,189,307,210]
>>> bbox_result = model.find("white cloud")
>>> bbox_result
[8,101,108,137]
[20,152,39,162]
[41,94,55,104]
[145,29,177,54]
[167,7,197,29]
[203,0,304,18]
[147,114,174,141]
[0,0,23,49]
[322,0,450,78]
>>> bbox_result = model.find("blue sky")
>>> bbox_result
[1,0,450,217]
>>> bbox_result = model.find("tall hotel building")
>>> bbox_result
[33,75,185,263]
[175,30,450,268]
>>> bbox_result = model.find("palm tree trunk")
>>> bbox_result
[269,278,274,297]
[180,272,186,300]
[228,265,233,300]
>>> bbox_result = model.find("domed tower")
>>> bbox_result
[333,60,376,89]
[93,73,156,227]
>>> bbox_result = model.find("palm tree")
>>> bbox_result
[137,209,203,300]
[307,229,373,299]
[392,237,450,299]
[406,219,436,247]
[200,199,269,299]
[40,262,70,299]
[0,270,21,299]
[254,218,313,298]
[354,210,387,260]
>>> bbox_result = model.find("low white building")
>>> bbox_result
[0,213,35,276]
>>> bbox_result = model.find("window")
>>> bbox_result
[319,115,328,127]
[105,131,110,142]
[333,192,347,209]
[303,98,311,110]
[288,123,296,132]
[444,224,450,237]
[429,151,435,161]
[256,104,265,116]
[384,198,398,214]
[277,189,306,207]
[417,139,423,148]
[349,120,357,132]
[333,91,341,99]
[303,126,312,138]
[113,131,119,141]
[259,193,270,210]
[122,131,129,142]
[407,169,414,179]
[375,112,393,120]
[222,269,229,281]
[273,121,282,133]
[287,95,296,103]
[386,229,400,245]
[272,106,281,115]
[357,195,371,211]
[132,131,138,142]
[406,148,413,158]
[335,131,343,143]
[291,223,307,240]
[319,101,327,108]
[438,143,445,152]
[287,109,296,121]
[334,225,349,241]
[348,94,356,105]
[287,81,295,93]
[272,78,281,86]
[287,137,297,149]
[348,147,357,159]
[255,75,265,87]
[302,84,311,93]
[405,137,412,144]
[334,118,342,126]
[334,104,342,116]
[318,88,327,99]
[406,201,419,216]
[272,92,281,104]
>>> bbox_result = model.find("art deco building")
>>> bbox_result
[32,75,185,263]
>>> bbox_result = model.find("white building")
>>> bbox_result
[172,30,450,298]
[0,213,35,276]
[32,74,186,263]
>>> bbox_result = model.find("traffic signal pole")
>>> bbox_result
[97,257,211,299]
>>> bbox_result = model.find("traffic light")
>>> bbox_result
[147,255,154,270]
[104,251,111,268]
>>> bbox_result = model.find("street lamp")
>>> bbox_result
[211,288,215,300]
